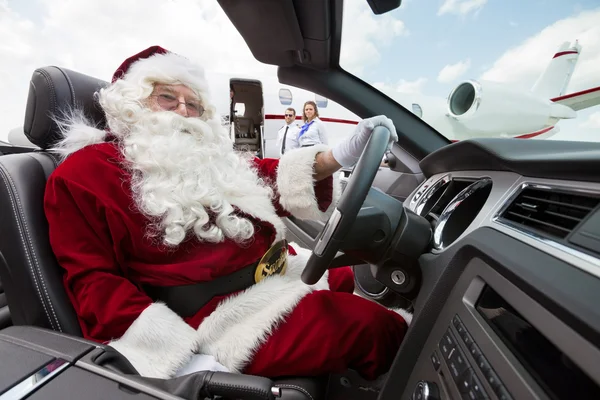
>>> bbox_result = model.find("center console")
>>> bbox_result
[0,326,182,399]
[402,258,600,400]
[0,325,364,400]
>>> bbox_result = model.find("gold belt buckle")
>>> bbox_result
[254,239,288,283]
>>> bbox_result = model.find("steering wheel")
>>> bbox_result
[301,126,392,285]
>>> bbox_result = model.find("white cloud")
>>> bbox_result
[438,0,487,17]
[340,0,408,76]
[480,8,600,93]
[580,111,600,128]
[396,77,428,94]
[373,77,428,95]
[437,59,471,83]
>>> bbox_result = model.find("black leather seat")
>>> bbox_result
[0,66,328,400]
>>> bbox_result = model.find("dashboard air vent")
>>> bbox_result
[498,187,600,239]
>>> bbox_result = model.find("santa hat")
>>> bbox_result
[110,45,210,98]
[51,46,212,158]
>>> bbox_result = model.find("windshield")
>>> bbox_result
[340,0,600,142]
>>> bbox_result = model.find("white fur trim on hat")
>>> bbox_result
[122,52,211,99]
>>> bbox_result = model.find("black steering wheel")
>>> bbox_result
[301,126,392,285]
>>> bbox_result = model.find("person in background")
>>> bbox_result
[229,84,235,120]
[298,100,327,147]
[275,107,300,156]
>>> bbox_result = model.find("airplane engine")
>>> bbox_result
[446,80,575,136]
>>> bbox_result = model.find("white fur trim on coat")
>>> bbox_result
[390,307,413,326]
[108,302,198,378]
[228,191,287,243]
[352,293,413,326]
[51,111,107,159]
[195,243,330,373]
[276,144,342,221]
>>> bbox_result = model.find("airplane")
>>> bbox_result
[173,39,600,152]
[374,40,600,141]
[156,41,600,155]
[5,41,599,155]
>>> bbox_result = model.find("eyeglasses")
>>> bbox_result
[285,114,294,117]
[151,94,205,117]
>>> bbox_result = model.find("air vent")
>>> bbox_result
[498,186,600,239]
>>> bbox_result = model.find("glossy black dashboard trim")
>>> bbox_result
[378,226,600,400]
[419,138,600,183]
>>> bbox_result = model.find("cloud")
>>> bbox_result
[0,0,402,140]
[437,59,471,83]
[340,0,408,76]
[374,77,428,95]
[580,111,600,128]
[480,8,600,93]
[437,0,487,17]
[396,78,428,94]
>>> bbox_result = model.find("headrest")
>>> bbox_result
[23,66,108,150]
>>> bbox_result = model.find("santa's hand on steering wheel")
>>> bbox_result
[303,115,399,285]
[332,115,399,167]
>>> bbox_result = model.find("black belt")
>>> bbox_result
[301,144,315,147]
[143,240,289,318]
[144,261,258,318]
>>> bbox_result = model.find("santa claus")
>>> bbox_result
[44,46,412,381]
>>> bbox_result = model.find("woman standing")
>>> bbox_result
[297,101,328,147]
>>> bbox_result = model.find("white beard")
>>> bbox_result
[118,111,274,247]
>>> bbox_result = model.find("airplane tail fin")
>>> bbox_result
[531,40,581,99]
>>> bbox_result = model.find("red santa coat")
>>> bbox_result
[44,131,349,377]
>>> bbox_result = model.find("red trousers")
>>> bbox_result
[243,267,408,380]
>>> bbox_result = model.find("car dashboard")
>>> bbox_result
[383,138,600,400]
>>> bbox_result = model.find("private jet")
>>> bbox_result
[0,0,599,399]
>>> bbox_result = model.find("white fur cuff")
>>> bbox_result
[276,144,341,221]
[108,302,198,378]
[391,307,413,326]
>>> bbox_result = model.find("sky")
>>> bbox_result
[1,0,599,142]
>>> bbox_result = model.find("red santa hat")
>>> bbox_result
[110,45,210,98]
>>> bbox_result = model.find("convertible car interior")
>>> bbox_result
[0,0,599,399]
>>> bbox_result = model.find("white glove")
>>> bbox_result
[331,115,398,168]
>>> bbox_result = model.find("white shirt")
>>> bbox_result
[276,122,301,156]
[297,117,328,147]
